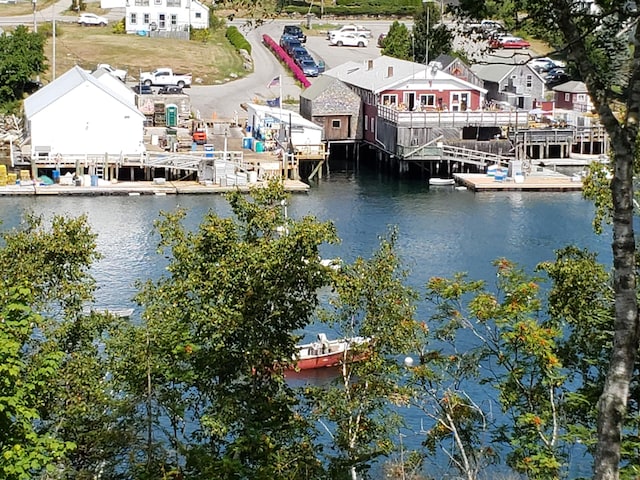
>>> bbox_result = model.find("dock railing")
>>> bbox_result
[378,105,529,128]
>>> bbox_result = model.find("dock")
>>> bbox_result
[0,179,310,196]
[454,172,583,192]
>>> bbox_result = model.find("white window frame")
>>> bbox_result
[130,12,137,24]
[381,94,397,106]
[419,94,435,107]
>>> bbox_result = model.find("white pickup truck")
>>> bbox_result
[327,24,372,40]
[140,68,192,88]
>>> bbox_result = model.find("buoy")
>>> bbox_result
[404,356,414,367]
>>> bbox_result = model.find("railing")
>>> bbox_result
[378,105,529,128]
[396,143,511,168]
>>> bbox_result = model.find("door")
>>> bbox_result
[403,92,416,111]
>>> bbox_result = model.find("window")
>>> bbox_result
[577,94,586,102]
[381,94,397,106]
[419,94,435,106]
[166,0,180,6]
[331,119,341,128]
[195,12,201,18]
[370,117,375,132]
[154,0,161,4]
[526,75,532,88]
[158,13,166,28]
[143,13,149,23]
[130,12,137,24]
[565,93,570,101]
[364,114,368,130]
[170,14,177,26]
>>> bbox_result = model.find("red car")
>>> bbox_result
[492,36,530,49]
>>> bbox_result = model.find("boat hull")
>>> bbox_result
[429,178,455,186]
[292,335,369,370]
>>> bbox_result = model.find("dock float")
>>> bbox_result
[454,173,583,192]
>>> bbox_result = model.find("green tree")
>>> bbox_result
[122,180,338,478]
[0,214,113,478]
[305,229,419,480]
[421,260,566,479]
[0,26,46,109]
[382,21,412,61]
[452,2,640,478]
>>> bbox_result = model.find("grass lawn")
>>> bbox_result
[42,23,248,85]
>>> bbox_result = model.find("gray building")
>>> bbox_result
[471,63,547,110]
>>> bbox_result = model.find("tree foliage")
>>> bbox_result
[382,21,412,60]
[0,26,46,110]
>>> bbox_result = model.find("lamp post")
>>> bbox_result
[32,0,37,33]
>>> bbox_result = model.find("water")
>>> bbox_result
[0,169,610,477]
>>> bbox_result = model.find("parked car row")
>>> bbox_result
[280,30,324,77]
[131,84,184,95]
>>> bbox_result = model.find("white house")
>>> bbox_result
[23,66,146,158]
[124,0,209,34]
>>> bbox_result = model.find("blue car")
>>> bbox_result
[298,58,319,77]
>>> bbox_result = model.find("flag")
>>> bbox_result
[266,97,280,107]
[267,75,280,88]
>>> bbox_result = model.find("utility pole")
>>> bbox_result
[422,0,430,66]
[32,0,37,33]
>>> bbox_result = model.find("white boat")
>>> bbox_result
[83,307,134,318]
[429,178,455,186]
[292,333,370,370]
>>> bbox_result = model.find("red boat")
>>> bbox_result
[292,333,370,370]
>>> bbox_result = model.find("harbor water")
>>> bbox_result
[0,168,610,477]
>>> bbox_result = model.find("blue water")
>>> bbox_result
[0,170,610,477]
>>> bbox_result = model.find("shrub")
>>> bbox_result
[225,26,251,54]
[209,9,226,31]
[190,28,211,42]
[37,22,62,38]
[112,17,126,34]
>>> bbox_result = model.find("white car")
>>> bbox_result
[78,13,108,26]
[329,33,369,47]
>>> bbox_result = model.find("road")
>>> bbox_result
[189,18,395,121]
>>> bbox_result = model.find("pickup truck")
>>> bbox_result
[95,63,127,82]
[140,68,192,88]
[327,24,372,40]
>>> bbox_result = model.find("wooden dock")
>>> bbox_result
[0,179,310,196]
[454,173,583,192]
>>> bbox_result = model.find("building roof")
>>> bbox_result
[471,62,546,84]
[324,55,486,94]
[24,66,144,118]
[552,80,588,93]
[247,103,322,131]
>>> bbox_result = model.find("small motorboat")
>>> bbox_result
[428,178,455,186]
[292,333,370,370]
[83,307,135,318]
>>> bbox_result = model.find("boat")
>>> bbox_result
[292,333,370,370]
[428,178,455,186]
[83,307,135,318]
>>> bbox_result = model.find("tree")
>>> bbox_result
[122,180,338,478]
[382,21,412,61]
[0,214,112,478]
[452,2,640,478]
[305,229,419,480]
[421,260,566,479]
[0,25,46,109]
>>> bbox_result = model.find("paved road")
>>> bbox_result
[189,18,395,121]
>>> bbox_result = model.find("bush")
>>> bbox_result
[225,26,251,54]
[37,22,62,38]
[112,17,126,34]
[190,28,211,42]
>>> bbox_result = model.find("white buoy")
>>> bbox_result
[404,356,414,367]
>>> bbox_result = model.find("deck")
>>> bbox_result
[454,172,583,192]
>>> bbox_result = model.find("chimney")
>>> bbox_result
[367,59,374,70]
[387,66,393,77]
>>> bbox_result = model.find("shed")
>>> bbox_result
[300,76,362,141]
[245,103,323,152]
[24,66,146,157]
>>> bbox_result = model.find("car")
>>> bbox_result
[529,57,558,73]
[290,46,309,61]
[329,32,369,47]
[158,85,184,95]
[280,35,303,55]
[283,25,306,43]
[545,68,571,86]
[77,13,108,26]
[490,36,530,49]
[297,58,319,77]
[132,84,153,95]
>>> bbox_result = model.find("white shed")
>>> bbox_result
[24,66,145,157]
[246,103,323,151]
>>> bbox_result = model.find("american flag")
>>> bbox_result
[268,76,280,88]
